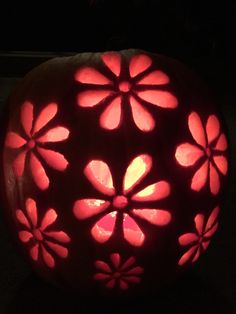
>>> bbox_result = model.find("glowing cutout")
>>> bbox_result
[123,154,152,194]
[132,209,171,226]
[73,199,110,219]
[99,96,122,130]
[16,198,71,268]
[74,155,171,246]
[178,206,220,266]
[132,181,170,201]
[129,54,152,78]
[101,52,121,77]
[175,143,204,166]
[138,70,170,85]
[91,212,117,243]
[175,112,228,194]
[75,67,111,84]
[5,102,69,190]
[130,97,155,132]
[123,214,145,247]
[75,53,177,132]
[94,253,143,290]
[77,90,112,107]
[137,90,178,108]
[84,160,115,196]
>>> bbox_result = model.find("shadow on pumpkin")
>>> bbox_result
[6,271,234,314]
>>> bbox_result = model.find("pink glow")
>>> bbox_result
[30,244,39,260]
[137,90,178,108]
[188,112,206,147]
[94,253,143,289]
[45,241,68,258]
[91,211,117,243]
[26,198,37,227]
[123,154,152,194]
[132,181,170,201]
[33,103,58,134]
[138,70,170,85]
[40,209,57,231]
[178,245,198,266]
[73,199,109,219]
[175,143,204,166]
[19,230,33,242]
[209,163,220,195]
[5,132,26,148]
[110,253,121,268]
[37,147,68,171]
[206,115,220,144]
[179,233,198,245]
[99,96,121,130]
[204,223,218,238]
[30,153,49,190]
[21,101,33,136]
[41,245,55,268]
[12,151,27,177]
[123,214,145,247]
[75,67,111,84]
[95,260,112,273]
[119,81,131,92]
[191,160,208,191]
[84,160,115,196]
[101,52,121,77]
[132,209,171,226]
[129,96,155,132]
[192,247,201,262]
[213,156,228,175]
[33,229,43,241]
[194,214,204,235]
[113,195,128,209]
[16,210,30,229]
[129,54,152,78]
[43,231,71,243]
[120,257,135,270]
[77,90,112,107]
[205,206,219,231]
[37,126,69,143]
[27,139,35,149]
[216,134,227,151]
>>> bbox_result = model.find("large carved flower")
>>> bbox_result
[175,112,228,195]
[178,206,219,266]
[16,198,71,268]
[94,253,143,290]
[73,154,171,247]
[5,101,70,190]
[75,53,178,132]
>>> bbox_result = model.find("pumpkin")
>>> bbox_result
[1,49,229,295]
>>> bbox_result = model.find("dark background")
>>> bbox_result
[0,1,235,313]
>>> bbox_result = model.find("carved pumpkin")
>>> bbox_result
[1,49,229,295]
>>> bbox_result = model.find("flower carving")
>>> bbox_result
[94,253,143,290]
[16,198,71,268]
[175,112,228,195]
[178,206,219,266]
[75,53,178,132]
[5,101,70,190]
[73,154,171,247]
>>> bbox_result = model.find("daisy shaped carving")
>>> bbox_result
[94,253,143,290]
[16,198,71,268]
[73,154,172,247]
[178,206,219,266]
[5,101,70,190]
[75,53,178,132]
[175,112,228,195]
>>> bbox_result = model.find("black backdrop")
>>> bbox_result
[0,1,235,313]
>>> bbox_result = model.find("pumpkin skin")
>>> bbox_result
[1,49,229,296]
